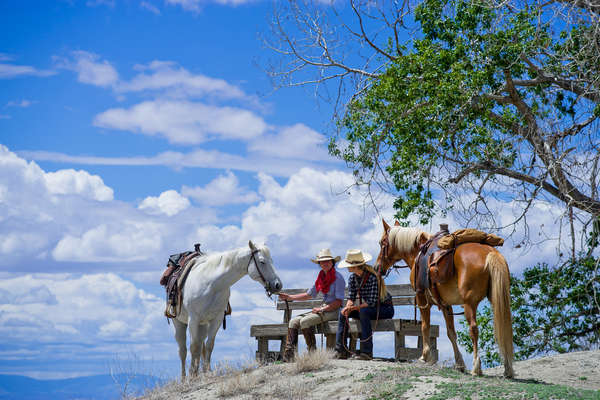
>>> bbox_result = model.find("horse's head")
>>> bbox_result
[375,218,430,275]
[247,240,283,297]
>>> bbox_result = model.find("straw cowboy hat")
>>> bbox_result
[310,248,341,264]
[338,249,372,269]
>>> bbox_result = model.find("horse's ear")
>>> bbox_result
[248,240,257,251]
[394,220,401,226]
[382,218,390,232]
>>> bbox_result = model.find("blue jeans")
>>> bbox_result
[335,303,394,355]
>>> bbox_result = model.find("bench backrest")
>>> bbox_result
[276,284,415,311]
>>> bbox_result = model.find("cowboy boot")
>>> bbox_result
[302,327,317,352]
[283,328,298,362]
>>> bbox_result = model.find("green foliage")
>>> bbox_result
[458,255,600,367]
[331,0,599,223]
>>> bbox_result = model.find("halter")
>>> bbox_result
[247,247,274,298]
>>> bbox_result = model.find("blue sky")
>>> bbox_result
[0,0,573,382]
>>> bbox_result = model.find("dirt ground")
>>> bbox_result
[145,349,600,400]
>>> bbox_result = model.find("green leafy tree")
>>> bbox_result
[266,0,600,237]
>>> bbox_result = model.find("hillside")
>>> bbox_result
[141,349,600,399]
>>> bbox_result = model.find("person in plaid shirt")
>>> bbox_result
[334,249,394,360]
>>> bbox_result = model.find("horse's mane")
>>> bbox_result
[194,244,270,270]
[388,226,428,253]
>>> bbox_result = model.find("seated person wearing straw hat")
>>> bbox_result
[278,249,345,362]
[334,249,394,360]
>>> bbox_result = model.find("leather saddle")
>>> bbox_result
[162,246,233,329]
[415,226,456,309]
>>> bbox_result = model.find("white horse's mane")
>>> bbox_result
[195,244,271,271]
[389,226,427,253]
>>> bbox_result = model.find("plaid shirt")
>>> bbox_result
[348,272,391,307]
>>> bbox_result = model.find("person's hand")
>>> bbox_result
[278,293,289,301]
[341,306,351,317]
[311,306,322,314]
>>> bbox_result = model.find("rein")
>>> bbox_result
[247,248,274,299]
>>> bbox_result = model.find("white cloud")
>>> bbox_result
[181,171,259,206]
[0,145,218,265]
[166,0,256,12]
[140,1,161,14]
[52,222,164,262]
[56,51,119,87]
[138,189,190,216]
[118,61,245,100]
[93,100,267,144]
[0,273,164,343]
[0,57,55,79]
[248,123,333,162]
[6,100,34,108]
[86,0,115,6]
[44,169,114,201]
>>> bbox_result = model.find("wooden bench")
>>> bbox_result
[250,284,439,362]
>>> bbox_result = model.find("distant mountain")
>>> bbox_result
[0,373,165,400]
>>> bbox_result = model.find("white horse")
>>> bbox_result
[172,241,282,378]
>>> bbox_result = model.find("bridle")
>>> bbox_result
[247,247,275,298]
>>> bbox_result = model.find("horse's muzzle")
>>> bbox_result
[267,279,283,294]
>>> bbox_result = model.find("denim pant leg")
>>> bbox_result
[358,304,395,355]
[358,307,377,355]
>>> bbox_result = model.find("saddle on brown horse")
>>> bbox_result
[415,224,455,308]
[415,225,504,309]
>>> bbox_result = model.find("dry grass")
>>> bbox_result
[289,348,334,374]
[137,350,334,399]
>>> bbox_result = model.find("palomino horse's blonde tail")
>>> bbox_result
[485,251,515,377]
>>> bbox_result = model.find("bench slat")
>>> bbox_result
[276,296,414,310]
[279,284,414,298]
[250,319,439,337]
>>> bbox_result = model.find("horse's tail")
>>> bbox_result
[485,251,514,377]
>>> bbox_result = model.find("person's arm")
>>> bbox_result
[278,292,312,301]
[313,299,342,313]
[341,275,358,316]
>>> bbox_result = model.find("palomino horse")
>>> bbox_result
[172,241,282,378]
[375,219,514,378]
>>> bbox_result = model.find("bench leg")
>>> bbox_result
[325,334,335,349]
[394,332,405,361]
[257,338,268,362]
[279,336,287,360]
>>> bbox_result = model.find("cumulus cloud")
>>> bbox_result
[93,100,267,144]
[0,145,217,265]
[248,123,333,162]
[52,222,164,262]
[181,171,259,206]
[55,51,119,87]
[44,169,114,201]
[0,273,164,344]
[117,60,246,100]
[138,189,190,216]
